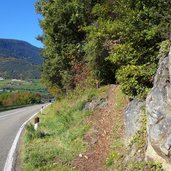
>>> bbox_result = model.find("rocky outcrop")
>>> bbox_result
[124,46,171,170]
[146,47,171,167]
[124,97,145,143]
[84,97,108,110]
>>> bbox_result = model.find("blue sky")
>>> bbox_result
[0,0,43,48]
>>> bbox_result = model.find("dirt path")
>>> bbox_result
[74,85,127,171]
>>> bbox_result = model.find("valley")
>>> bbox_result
[0,79,49,111]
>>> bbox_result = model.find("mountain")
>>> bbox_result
[0,39,43,79]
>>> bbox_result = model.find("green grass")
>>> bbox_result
[21,86,108,171]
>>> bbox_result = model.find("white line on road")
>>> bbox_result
[3,104,51,171]
[0,110,25,119]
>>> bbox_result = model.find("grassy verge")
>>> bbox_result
[21,86,108,171]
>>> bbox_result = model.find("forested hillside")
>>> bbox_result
[0,39,43,79]
[35,0,171,98]
[0,39,42,64]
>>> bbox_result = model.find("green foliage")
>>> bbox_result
[0,91,41,107]
[83,18,121,84]
[127,161,163,171]
[35,0,96,93]
[158,40,171,58]
[25,124,49,142]
[146,161,163,171]
[104,0,163,97]
[116,65,155,98]
[84,0,170,97]
[36,0,171,97]
[129,112,147,150]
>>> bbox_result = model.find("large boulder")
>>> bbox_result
[146,47,171,165]
[124,97,145,143]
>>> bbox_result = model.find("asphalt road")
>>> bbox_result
[0,104,45,170]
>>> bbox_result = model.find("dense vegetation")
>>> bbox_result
[0,39,43,79]
[0,91,41,108]
[36,0,171,98]
[21,86,109,170]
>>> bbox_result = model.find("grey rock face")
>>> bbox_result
[84,97,108,110]
[124,97,145,142]
[146,47,171,160]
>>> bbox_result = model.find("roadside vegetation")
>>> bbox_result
[21,86,108,171]
[21,85,163,170]
[0,91,41,111]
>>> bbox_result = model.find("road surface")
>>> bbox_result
[0,104,45,170]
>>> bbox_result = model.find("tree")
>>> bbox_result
[83,1,124,85]
[108,0,170,97]
[35,0,99,93]
[84,0,170,97]
[36,0,171,98]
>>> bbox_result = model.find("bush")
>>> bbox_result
[0,91,41,107]
[116,65,155,98]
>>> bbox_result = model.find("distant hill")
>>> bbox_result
[0,39,43,79]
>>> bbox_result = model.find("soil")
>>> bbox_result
[73,85,128,171]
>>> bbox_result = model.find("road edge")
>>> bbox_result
[3,103,51,171]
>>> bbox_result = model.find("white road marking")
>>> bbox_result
[3,103,51,171]
[0,110,25,119]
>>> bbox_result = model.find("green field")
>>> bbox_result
[0,79,49,98]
